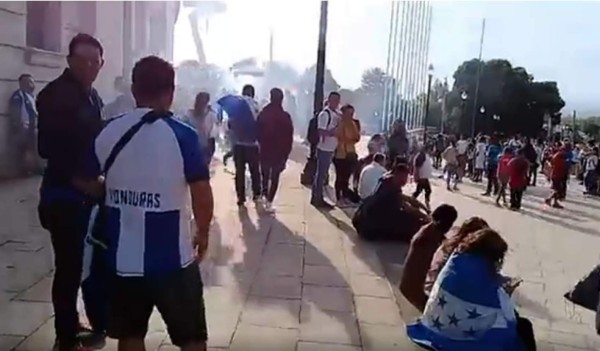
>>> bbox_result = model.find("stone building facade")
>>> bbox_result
[0,1,180,178]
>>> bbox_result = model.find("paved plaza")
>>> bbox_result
[1,145,600,350]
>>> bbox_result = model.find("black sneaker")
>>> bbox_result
[53,340,93,351]
[311,199,334,210]
[79,331,106,350]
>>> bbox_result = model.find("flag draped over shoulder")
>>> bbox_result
[407,253,524,351]
[217,94,258,144]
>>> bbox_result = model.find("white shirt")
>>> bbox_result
[358,162,386,199]
[456,140,469,155]
[316,107,340,152]
[586,155,598,171]
[182,107,219,141]
[90,108,210,277]
[418,154,434,179]
[509,139,521,149]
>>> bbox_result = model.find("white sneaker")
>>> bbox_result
[264,201,275,212]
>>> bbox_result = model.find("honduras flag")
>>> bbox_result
[217,94,259,145]
[407,253,524,351]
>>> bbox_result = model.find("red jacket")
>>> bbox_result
[257,103,293,163]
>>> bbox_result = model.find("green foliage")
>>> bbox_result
[444,59,565,136]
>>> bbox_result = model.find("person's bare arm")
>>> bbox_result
[190,180,214,261]
[400,230,434,312]
[401,193,430,214]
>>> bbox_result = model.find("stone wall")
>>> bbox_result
[0,1,175,178]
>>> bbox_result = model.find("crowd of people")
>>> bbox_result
[432,133,600,210]
[30,32,299,351]
[9,29,600,351]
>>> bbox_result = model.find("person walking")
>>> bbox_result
[84,56,213,351]
[223,85,262,206]
[455,134,469,181]
[257,88,294,212]
[182,92,219,165]
[482,135,502,196]
[508,148,530,210]
[413,145,434,210]
[545,145,568,208]
[36,34,106,351]
[333,104,361,207]
[474,136,486,182]
[310,92,341,209]
[583,147,599,195]
[442,141,459,191]
[496,147,514,206]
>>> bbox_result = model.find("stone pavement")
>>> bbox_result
[1,144,599,350]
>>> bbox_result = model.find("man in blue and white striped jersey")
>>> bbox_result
[84,56,213,351]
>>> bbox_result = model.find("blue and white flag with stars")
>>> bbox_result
[407,253,524,351]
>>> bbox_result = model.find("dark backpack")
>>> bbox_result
[306,109,331,146]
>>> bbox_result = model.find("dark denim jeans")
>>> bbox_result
[311,149,334,202]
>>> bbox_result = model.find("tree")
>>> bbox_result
[260,61,299,94]
[354,67,390,133]
[298,64,340,96]
[445,58,565,137]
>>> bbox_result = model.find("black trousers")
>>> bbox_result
[233,145,261,201]
[510,187,525,209]
[333,157,355,201]
[413,179,432,202]
[517,315,537,351]
[486,165,499,195]
[38,201,93,347]
[260,159,285,202]
[529,164,538,186]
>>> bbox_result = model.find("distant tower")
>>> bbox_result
[269,28,274,64]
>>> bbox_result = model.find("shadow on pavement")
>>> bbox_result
[231,205,361,344]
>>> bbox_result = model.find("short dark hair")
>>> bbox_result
[431,204,458,233]
[373,153,385,164]
[391,163,409,175]
[328,91,340,98]
[270,87,283,101]
[68,33,104,57]
[131,56,174,99]
[242,84,255,97]
[18,73,32,82]
[341,104,354,113]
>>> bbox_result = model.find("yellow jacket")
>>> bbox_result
[335,117,361,159]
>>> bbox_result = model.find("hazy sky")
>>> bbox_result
[173,0,599,114]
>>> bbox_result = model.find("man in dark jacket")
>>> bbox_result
[257,88,293,211]
[36,33,105,351]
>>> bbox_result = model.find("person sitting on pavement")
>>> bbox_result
[353,133,386,191]
[425,217,489,293]
[352,163,430,242]
[407,228,531,351]
[357,153,386,200]
[400,204,458,312]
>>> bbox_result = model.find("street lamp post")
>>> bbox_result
[313,0,329,116]
[422,64,434,145]
[479,106,485,136]
[460,91,468,135]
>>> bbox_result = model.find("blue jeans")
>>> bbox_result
[311,149,334,202]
